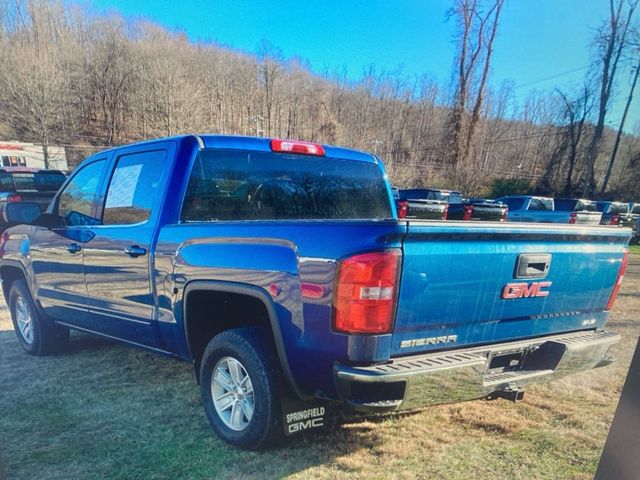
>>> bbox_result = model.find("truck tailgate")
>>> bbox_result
[392,221,629,357]
[470,203,507,221]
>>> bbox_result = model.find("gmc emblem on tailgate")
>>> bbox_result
[502,281,552,299]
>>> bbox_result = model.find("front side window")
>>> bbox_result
[181,149,392,221]
[58,160,106,226]
[102,150,167,225]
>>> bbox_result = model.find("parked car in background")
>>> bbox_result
[497,196,602,225]
[393,187,448,220]
[495,196,553,222]
[554,198,602,225]
[0,168,66,232]
[400,188,508,221]
[464,197,509,222]
[0,167,66,212]
[596,201,638,234]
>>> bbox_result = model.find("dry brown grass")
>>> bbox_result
[0,257,638,479]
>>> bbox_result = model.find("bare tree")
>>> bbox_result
[84,19,137,144]
[0,0,72,167]
[582,0,638,196]
[257,40,282,137]
[0,0,637,199]
[601,55,640,192]
[447,0,504,176]
[556,87,594,195]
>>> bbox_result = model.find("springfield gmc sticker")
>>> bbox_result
[285,407,325,435]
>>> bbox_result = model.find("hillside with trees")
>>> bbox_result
[0,0,638,198]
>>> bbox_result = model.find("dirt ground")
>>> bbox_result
[0,255,638,480]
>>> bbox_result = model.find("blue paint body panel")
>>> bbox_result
[393,221,626,357]
[0,134,631,400]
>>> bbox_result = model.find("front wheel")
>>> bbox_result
[9,279,69,355]
[199,326,283,449]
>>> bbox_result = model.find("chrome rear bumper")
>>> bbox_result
[334,330,620,413]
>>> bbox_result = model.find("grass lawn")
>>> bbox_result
[1,258,639,479]
[629,244,640,255]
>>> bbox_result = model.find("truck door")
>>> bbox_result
[30,158,108,326]
[82,146,171,346]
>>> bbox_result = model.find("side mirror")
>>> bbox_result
[3,202,42,224]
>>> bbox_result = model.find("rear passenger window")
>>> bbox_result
[181,149,392,221]
[102,150,167,225]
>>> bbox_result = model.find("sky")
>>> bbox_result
[90,0,639,134]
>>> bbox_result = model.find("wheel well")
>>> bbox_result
[0,265,25,303]
[185,289,273,372]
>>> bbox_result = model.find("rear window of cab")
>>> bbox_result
[181,149,393,221]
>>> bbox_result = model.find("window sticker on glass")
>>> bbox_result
[105,164,143,209]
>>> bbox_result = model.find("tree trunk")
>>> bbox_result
[600,60,639,193]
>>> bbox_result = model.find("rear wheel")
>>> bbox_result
[200,326,282,449]
[9,279,69,355]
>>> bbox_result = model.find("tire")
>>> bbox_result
[8,278,69,355]
[199,326,283,449]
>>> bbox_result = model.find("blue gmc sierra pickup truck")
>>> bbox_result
[0,135,631,449]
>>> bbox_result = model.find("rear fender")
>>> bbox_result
[175,239,310,399]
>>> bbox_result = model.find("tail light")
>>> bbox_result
[463,205,473,221]
[606,250,628,311]
[569,212,577,224]
[610,214,620,225]
[271,139,325,156]
[442,205,449,220]
[333,250,401,334]
[7,194,22,202]
[396,200,408,219]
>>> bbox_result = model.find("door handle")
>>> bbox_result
[124,245,147,258]
[67,243,81,254]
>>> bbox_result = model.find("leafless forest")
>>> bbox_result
[0,0,638,198]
